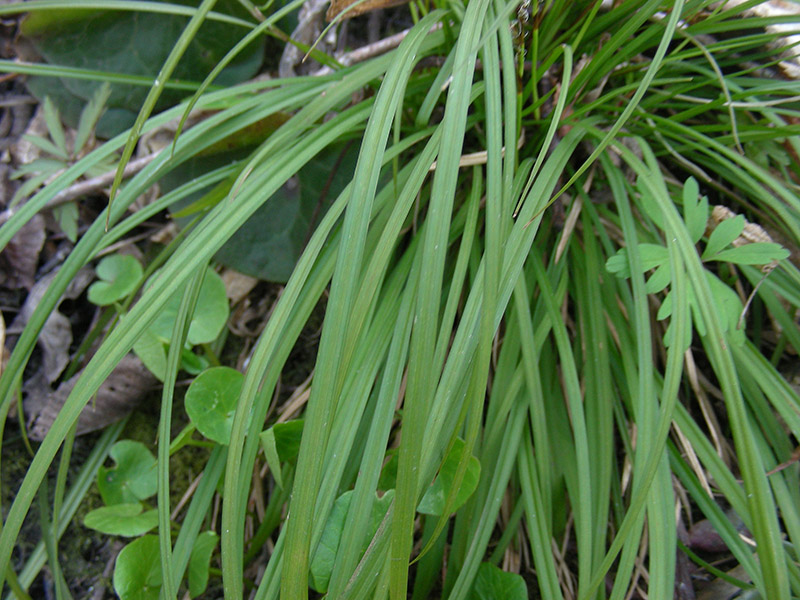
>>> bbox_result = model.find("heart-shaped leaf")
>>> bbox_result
[97,440,157,506]
[188,531,219,598]
[259,419,304,488]
[148,267,229,346]
[469,563,527,600]
[185,366,243,445]
[113,535,162,600]
[88,254,143,306]
[83,503,158,537]
[309,489,395,593]
[417,438,481,516]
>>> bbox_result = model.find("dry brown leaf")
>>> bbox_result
[26,353,157,441]
[221,269,259,305]
[9,266,94,383]
[0,212,45,290]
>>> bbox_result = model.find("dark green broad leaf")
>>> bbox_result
[97,440,158,506]
[184,366,244,445]
[309,489,395,593]
[114,535,162,600]
[167,142,361,282]
[469,563,527,600]
[83,503,158,537]
[417,438,481,516]
[20,1,264,137]
[188,531,219,598]
[259,419,304,489]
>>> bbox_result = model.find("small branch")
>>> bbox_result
[49,153,157,207]
[312,22,443,75]
[0,152,158,227]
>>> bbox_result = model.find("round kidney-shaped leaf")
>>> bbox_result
[417,438,481,516]
[84,503,158,537]
[114,535,162,600]
[469,563,527,600]
[148,267,229,346]
[88,254,142,306]
[188,531,219,598]
[185,366,243,445]
[97,440,157,506]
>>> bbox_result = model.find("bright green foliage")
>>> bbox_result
[1,0,799,598]
[133,267,228,380]
[184,366,244,445]
[88,254,143,306]
[97,441,157,506]
[468,563,527,600]
[148,267,228,346]
[309,489,395,593]
[417,438,481,516]
[188,531,219,598]
[259,419,304,489]
[10,82,116,240]
[83,503,158,537]
[113,535,162,600]
[607,177,791,346]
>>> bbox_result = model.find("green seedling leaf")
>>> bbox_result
[42,96,67,158]
[148,267,229,346]
[706,271,746,346]
[703,215,744,260]
[636,177,665,230]
[378,449,398,491]
[97,440,157,506]
[185,366,244,445]
[21,133,67,161]
[188,531,219,598]
[133,329,167,382]
[180,347,210,375]
[88,254,143,306]
[75,82,111,153]
[606,244,668,278]
[52,202,79,243]
[83,503,158,537]
[417,438,481,516]
[309,489,395,593]
[710,243,789,266]
[22,3,264,137]
[259,420,304,488]
[645,262,671,294]
[113,535,162,600]
[169,423,197,455]
[658,271,745,347]
[469,563,527,600]
[682,177,708,244]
